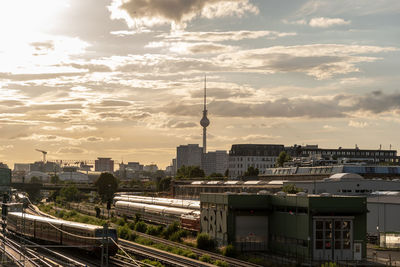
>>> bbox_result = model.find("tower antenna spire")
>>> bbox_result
[200,75,210,154]
[204,75,207,110]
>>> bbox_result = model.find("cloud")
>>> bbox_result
[0,145,13,151]
[240,134,280,141]
[348,120,368,128]
[108,0,258,29]
[56,147,88,154]
[217,44,397,79]
[169,121,198,128]
[309,17,350,28]
[323,125,336,130]
[65,125,98,132]
[296,0,400,17]
[146,41,236,54]
[161,91,400,119]
[19,134,104,145]
[160,30,296,42]
[42,126,60,131]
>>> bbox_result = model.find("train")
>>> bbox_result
[113,195,200,210]
[115,200,200,231]
[7,212,118,256]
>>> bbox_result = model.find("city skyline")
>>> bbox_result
[0,0,400,168]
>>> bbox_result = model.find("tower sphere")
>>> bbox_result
[200,115,210,127]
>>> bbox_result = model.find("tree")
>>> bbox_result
[176,165,205,179]
[282,184,302,194]
[196,233,216,251]
[224,169,229,177]
[30,176,42,183]
[244,166,259,177]
[59,184,80,202]
[50,175,60,184]
[94,172,119,202]
[207,173,223,179]
[276,151,291,167]
[157,177,171,192]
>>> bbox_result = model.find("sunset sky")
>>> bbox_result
[0,0,399,169]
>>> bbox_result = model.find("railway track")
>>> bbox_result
[121,232,263,267]
[119,240,215,267]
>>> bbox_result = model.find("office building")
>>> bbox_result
[202,150,228,176]
[228,144,284,177]
[95,157,114,172]
[176,144,203,170]
[286,144,399,165]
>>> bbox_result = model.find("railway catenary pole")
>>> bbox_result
[101,224,109,267]
[1,193,8,264]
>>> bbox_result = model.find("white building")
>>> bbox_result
[59,171,90,183]
[14,163,30,172]
[283,173,400,195]
[228,144,284,177]
[202,150,228,176]
[95,157,114,172]
[176,144,203,169]
[25,171,49,183]
[144,164,158,173]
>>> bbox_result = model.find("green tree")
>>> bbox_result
[50,175,60,184]
[282,184,302,194]
[224,169,229,177]
[276,151,291,167]
[176,165,205,179]
[30,176,42,183]
[196,233,216,251]
[244,166,259,177]
[94,172,119,202]
[59,184,80,202]
[207,173,223,179]
[157,177,171,191]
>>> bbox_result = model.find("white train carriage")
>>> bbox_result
[113,195,200,210]
[115,201,199,225]
[7,212,118,255]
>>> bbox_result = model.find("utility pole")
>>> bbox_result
[1,194,8,264]
[101,224,109,267]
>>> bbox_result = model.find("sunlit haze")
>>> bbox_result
[0,0,399,168]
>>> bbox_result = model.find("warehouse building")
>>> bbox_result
[282,173,400,195]
[367,192,400,247]
[200,192,367,262]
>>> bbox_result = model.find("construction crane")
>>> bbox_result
[35,149,47,163]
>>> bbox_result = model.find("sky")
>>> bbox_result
[0,0,400,169]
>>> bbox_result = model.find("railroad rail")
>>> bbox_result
[119,240,215,267]
[121,232,263,267]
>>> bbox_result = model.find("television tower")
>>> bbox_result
[200,76,210,154]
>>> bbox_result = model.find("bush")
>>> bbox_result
[196,233,216,251]
[199,254,211,263]
[222,244,237,258]
[169,229,188,242]
[141,259,165,267]
[116,217,126,226]
[215,260,228,267]
[146,225,163,236]
[162,221,180,239]
[135,221,148,233]
[117,224,132,240]
[248,257,264,265]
